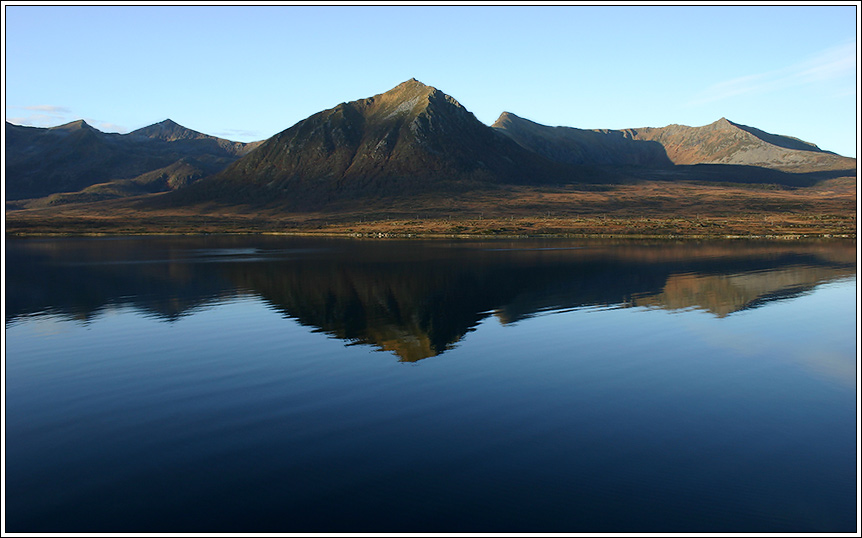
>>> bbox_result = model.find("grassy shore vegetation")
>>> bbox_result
[5,180,856,238]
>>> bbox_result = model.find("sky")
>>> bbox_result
[3,3,859,157]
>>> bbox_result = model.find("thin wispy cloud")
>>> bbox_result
[214,129,262,141]
[86,119,127,133]
[22,105,71,114]
[6,113,70,127]
[6,104,73,127]
[6,116,36,125]
[5,106,128,133]
[687,41,856,107]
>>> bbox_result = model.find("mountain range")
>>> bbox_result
[4,79,856,210]
[4,118,261,203]
[492,112,855,172]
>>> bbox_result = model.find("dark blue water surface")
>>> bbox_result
[4,236,858,532]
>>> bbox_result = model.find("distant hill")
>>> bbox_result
[4,119,262,201]
[491,112,674,167]
[492,113,855,174]
[24,159,209,208]
[167,79,599,209]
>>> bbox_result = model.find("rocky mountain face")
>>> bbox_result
[175,79,591,208]
[492,112,855,174]
[4,119,262,202]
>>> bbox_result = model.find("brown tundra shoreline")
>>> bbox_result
[5,180,857,239]
[5,213,856,239]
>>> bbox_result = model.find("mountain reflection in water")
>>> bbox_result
[5,236,856,361]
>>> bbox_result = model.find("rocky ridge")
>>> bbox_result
[492,113,854,173]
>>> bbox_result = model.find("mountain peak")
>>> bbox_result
[398,77,431,89]
[492,111,526,128]
[355,78,458,122]
[50,119,93,132]
[130,119,206,141]
[710,117,736,129]
[382,78,437,99]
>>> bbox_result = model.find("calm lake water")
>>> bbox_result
[4,235,858,532]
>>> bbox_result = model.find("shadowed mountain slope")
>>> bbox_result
[4,119,262,201]
[493,113,855,175]
[491,112,674,167]
[24,159,209,208]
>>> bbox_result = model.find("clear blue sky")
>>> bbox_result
[3,3,858,157]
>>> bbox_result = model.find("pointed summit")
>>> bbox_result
[492,111,519,128]
[380,78,435,98]
[50,119,94,132]
[399,77,430,88]
[706,117,736,131]
[130,119,208,141]
[356,78,459,121]
[389,78,437,94]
